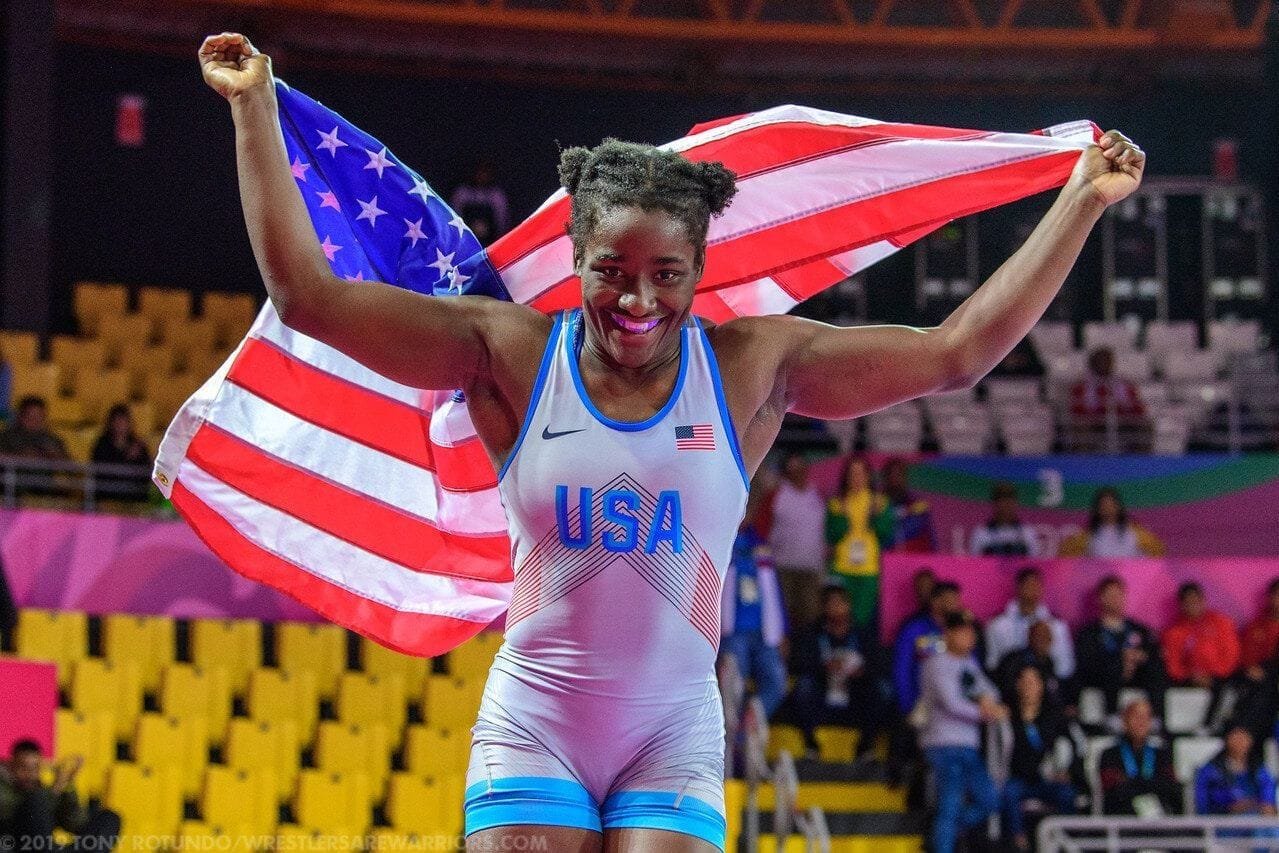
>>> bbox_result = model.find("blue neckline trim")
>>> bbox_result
[497,312,564,482]
[694,318,750,490]
[567,308,689,433]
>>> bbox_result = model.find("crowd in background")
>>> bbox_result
[720,453,1279,853]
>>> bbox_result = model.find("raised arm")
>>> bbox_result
[774,131,1145,420]
[198,33,544,392]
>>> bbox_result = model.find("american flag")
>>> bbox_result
[154,80,1098,656]
[675,424,716,451]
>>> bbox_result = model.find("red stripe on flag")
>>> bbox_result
[170,480,493,657]
[772,258,850,301]
[184,424,513,583]
[228,338,497,493]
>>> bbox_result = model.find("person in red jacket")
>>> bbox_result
[1240,579,1279,679]
[1161,583,1241,691]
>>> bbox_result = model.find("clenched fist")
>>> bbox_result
[199,32,273,101]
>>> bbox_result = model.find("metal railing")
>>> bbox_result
[1038,816,1279,852]
[0,455,157,511]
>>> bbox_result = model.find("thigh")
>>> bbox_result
[468,825,601,853]
[604,828,721,852]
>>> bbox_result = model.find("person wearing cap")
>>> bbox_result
[970,481,1038,557]
[919,610,1006,853]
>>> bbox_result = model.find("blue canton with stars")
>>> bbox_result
[276,79,509,302]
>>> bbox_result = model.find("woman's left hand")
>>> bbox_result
[1068,129,1145,209]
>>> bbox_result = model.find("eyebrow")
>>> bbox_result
[590,251,688,265]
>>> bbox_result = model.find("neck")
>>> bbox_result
[1021,699,1041,718]
[579,316,682,386]
[1102,611,1123,624]
[1018,602,1037,616]
[1128,735,1147,749]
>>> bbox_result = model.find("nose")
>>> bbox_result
[618,282,658,316]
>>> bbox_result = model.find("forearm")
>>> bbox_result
[937,186,1105,384]
[230,86,337,330]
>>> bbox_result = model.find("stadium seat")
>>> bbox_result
[202,764,279,837]
[117,345,172,397]
[1112,350,1151,382]
[78,369,132,424]
[144,368,204,424]
[98,313,155,364]
[1083,735,1116,815]
[178,821,258,848]
[225,717,301,800]
[159,664,231,745]
[0,329,40,365]
[70,658,143,741]
[50,336,108,394]
[104,614,177,695]
[1164,687,1213,734]
[133,713,209,798]
[337,671,407,744]
[1083,320,1138,352]
[1163,350,1220,381]
[997,406,1055,455]
[1151,406,1192,455]
[247,667,319,745]
[1173,735,1223,813]
[983,377,1042,404]
[1208,318,1261,354]
[932,410,992,455]
[55,709,117,799]
[60,426,96,462]
[73,282,129,337]
[865,406,923,453]
[1028,322,1075,358]
[191,617,262,695]
[138,287,194,332]
[293,770,373,835]
[276,622,347,700]
[424,675,483,732]
[104,761,183,839]
[362,641,430,701]
[448,631,503,679]
[315,721,391,800]
[1144,321,1198,360]
[202,292,258,347]
[403,725,469,777]
[159,317,219,374]
[16,608,88,688]
[385,773,464,836]
[11,361,60,406]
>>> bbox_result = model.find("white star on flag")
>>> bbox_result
[408,178,435,204]
[447,211,467,237]
[343,270,366,282]
[316,190,341,211]
[320,235,342,260]
[447,267,472,294]
[403,218,427,248]
[290,157,311,181]
[364,147,396,179]
[355,195,388,227]
[428,249,457,278]
[317,126,348,156]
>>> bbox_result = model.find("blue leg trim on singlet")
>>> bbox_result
[600,790,727,850]
[464,776,602,835]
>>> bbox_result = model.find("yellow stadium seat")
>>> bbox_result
[70,658,142,740]
[336,671,406,745]
[47,397,85,430]
[103,614,175,694]
[16,609,88,688]
[191,618,262,696]
[134,713,208,799]
[203,292,258,348]
[422,775,464,836]
[447,631,502,678]
[158,317,218,371]
[50,337,108,393]
[11,361,60,405]
[362,642,430,702]
[385,773,447,835]
[314,721,390,801]
[117,346,173,397]
[98,313,155,364]
[59,426,94,462]
[105,761,183,840]
[225,717,300,800]
[0,330,40,365]
[403,725,469,778]
[293,770,372,835]
[424,675,482,732]
[202,765,278,837]
[276,622,347,700]
[816,726,858,763]
[149,370,204,424]
[73,282,129,337]
[159,664,231,745]
[247,667,319,745]
[124,399,156,437]
[79,369,132,423]
[55,709,117,799]
[138,287,194,330]
[766,724,807,763]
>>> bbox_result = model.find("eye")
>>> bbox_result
[656,270,683,282]
[593,265,624,280]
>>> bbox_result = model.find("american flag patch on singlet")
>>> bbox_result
[675,424,716,451]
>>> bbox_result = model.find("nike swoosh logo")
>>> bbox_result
[542,426,587,440]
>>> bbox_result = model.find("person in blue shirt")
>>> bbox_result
[894,580,962,717]
[720,511,787,718]
[1195,722,1277,819]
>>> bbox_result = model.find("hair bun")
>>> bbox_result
[697,161,738,215]
[558,146,592,195]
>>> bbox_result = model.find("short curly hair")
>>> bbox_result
[558,138,737,267]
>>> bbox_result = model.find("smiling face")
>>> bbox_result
[576,205,701,372]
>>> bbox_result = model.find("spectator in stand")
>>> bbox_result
[1236,580,1279,743]
[993,620,1076,710]
[91,404,153,500]
[1241,579,1279,683]
[986,567,1075,683]
[1000,664,1079,851]
[786,585,886,764]
[1098,698,1182,816]
[0,345,12,424]
[970,481,1038,557]
[1193,722,1277,820]
[1058,487,1164,558]
[906,567,937,625]
[920,611,1005,853]
[1075,575,1167,718]
[764,451,827,631]
[1069,346,1148,452]
[448,159,510,245]
[825,455,892,629]
[1162,582,1241,694]
[894,580,962,720]
[881,457,937,553]
[0,397,68,460]
[720,481,787,718]
[0,739,120,850]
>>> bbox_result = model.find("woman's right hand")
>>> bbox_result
[199,32,273,101]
